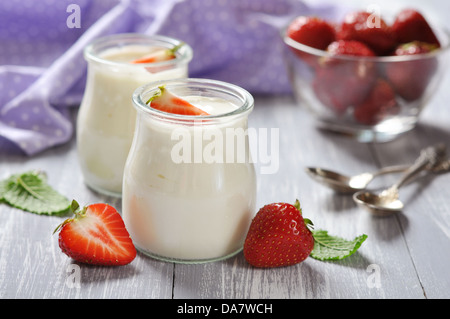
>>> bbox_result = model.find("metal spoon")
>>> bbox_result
[353,144,447,217]
[305,165,409,194]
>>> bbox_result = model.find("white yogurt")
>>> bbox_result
[122,79,256,262]
[77,34,192,196]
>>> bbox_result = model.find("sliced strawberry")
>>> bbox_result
[54,200,136,266]
[147,86,209,116]
[391,9,440,47]
[131,42,184,64]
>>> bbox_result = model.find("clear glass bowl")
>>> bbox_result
[281,23,450,142]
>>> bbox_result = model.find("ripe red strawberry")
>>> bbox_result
[385,41,438,101]
[54,200,136,266]
[326,39,376,57]
[131,43,184,64]
[147,86,209,116]
[337,11,396,55]
[243,200,314,268]
[312,40,376,113]
[287,16,336,50]
[391,9,440,47]
[286,16,336,67]
[353,78,398,125]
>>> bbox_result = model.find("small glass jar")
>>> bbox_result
[122,78,257,263]
[77,34,192,197]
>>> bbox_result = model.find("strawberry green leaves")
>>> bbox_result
[310,230,368,261]
[0,171,71,215]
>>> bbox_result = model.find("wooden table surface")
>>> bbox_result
[2,73,450,300]
[2,0,450,302]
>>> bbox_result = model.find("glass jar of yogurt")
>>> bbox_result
[122,78,257,263]
[77,34,192,197]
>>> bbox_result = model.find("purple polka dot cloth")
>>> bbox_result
[0,0,339,155]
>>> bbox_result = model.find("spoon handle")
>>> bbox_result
[393,144,447,190]
[372,164,411,177]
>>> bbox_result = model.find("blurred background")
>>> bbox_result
[0,0,447,155]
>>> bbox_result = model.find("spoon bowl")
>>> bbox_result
[352,144,447,216]
[305,165,408,194]
[353,189,404,217]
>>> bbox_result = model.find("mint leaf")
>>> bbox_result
[0,171,70,215]
[310,230,367,261]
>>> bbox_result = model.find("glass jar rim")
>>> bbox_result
[84,33,193,69]
[132,78,255,123]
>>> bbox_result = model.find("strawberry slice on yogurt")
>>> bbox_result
[147,86,209,116]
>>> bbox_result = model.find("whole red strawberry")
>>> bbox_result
[326,39,376,57]
[287,16,336,50]
[54,200,137,266]
[385,41,438,101]
[286,16,336,67]
[312,40,376,113]
[353,78,398,125]
[337,11,396,55]
[243,200,314,268]
[391,9,440,47]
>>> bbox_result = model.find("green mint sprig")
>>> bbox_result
[295,199,367,261]
[310,230,368,261]
[0,170,71,215]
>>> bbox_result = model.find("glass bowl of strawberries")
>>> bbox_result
[282,8,450,142]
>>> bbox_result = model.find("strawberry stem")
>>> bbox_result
[52,200,85,234]
[294,199,301,211]
[166,42,185,57]
[146,85,165,104]
[294,199,314,231]
[304,218,314,231]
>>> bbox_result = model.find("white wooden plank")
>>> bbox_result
[369,75,450,299]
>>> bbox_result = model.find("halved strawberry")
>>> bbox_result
[54,200,136,266]
[147,85,209,116]
[131,42,184,64]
